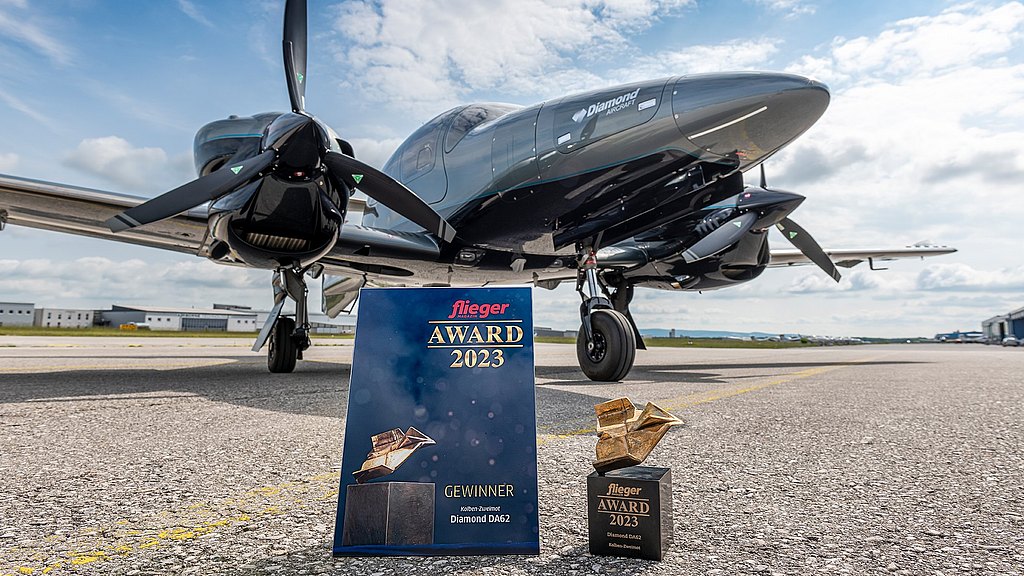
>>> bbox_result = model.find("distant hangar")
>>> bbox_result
[102,305,259,332]
[982,306,1024,342]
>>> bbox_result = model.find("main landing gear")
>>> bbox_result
[253,265,320,373]
[575,247,644,382]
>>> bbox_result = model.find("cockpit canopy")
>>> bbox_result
[380,103,521,192]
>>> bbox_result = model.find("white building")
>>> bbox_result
[215,304,357,334]
[34,308,94,328]
[100,305,258,332]
[0,302,35,327]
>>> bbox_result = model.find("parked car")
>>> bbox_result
[1002,337,1020,347]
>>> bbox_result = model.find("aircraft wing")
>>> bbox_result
[769,245,957,269]
[0,173,208,255]
[1,174,433,263]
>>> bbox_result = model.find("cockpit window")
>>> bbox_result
[399,123,441,183]
[444,104,520,152]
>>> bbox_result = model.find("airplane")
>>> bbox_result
[0,0,955,381]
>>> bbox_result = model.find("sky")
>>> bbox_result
[1,0,1023,337]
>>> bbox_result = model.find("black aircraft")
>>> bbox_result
[0,0,954,380]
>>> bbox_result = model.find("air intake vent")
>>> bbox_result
[245,232,309,251]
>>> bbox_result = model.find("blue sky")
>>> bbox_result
[2,0,1023,336]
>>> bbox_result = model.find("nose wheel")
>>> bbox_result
[577,308,636,382]
[268,316,298,373]
[575,246,638,382]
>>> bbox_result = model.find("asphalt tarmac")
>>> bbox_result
[0,338,1021,575]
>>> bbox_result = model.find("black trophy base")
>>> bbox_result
[342,482,435,546]
[587,466,672,561]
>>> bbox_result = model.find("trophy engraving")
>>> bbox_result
[353,426,436,483]
[593,398,682,473]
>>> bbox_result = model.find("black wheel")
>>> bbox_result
[576,309,636,382]
[268,317,298,373]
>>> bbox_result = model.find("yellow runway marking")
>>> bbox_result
[537,354,886,445]
[0,360,239,374]
[1,474,341,575]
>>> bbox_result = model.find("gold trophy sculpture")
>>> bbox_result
[587,397,683,560]
[342,426,437,546]
[353,426,436,483]
[593,398,682,472]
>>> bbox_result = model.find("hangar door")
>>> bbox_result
[182,317,228,332]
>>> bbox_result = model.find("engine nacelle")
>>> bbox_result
[193,113,282,176]
[208,174,344,269]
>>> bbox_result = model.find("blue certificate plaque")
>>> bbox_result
[332,287,539,556]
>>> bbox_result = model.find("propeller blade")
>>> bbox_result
[282,0,307,113]
[323,151,457,242]
[106,150,276,232]
[682,211,757,263]
[776,217,842,282]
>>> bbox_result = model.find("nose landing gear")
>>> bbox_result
[575,247,640,382]
[254,266,313,373]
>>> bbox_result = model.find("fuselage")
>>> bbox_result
[192,72,829,293]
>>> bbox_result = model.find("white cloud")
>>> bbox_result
[607,38,781,81]
[0,257,269,308]
[346,137,405,169]
[62,136,194,193]
[331,0,692,112]
[749,0,816,18]
[916,263,1024,292]
[0,87,55,129]
[787,269,909,294]
[177,0,214,28]
[0,152,17,171]
[0,2,71,65]
[788,2,1024,84]
[770,2,1024,252]
[836,3,1024,78]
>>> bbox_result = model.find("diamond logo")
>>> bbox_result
[572,109,588,123]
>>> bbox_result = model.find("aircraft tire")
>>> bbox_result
[576,309,636,382]
[268,317,298,373]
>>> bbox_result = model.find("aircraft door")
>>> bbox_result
[396,115,449,204]
[491,105,541,191]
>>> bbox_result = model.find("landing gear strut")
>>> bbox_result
[575,246,638,382]
[253,266,313,373]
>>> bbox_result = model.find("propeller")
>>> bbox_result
[776,217,841,282]
[106,150,276,232]
[106,0,457,242]
[759,163,840,282]
[282,0,307,113]
[681,211,758,263]
[324,152,456,243]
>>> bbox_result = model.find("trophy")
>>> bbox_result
[341,427,437,546]
[586,398,682,561]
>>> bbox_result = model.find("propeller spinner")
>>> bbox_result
[105,0,456,244]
